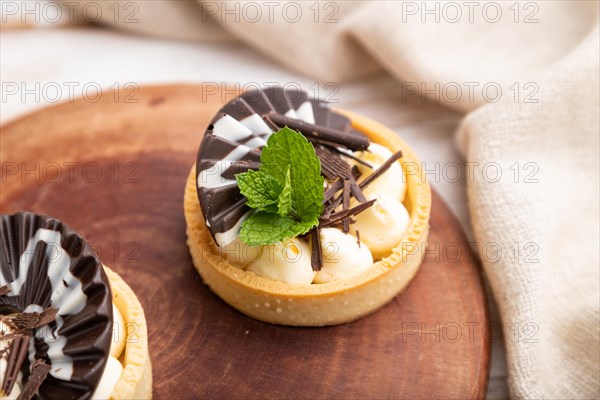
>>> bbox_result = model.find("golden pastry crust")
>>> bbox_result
[104,267,152,399]
[184,111,431,326]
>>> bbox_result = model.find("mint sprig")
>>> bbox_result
[236,127,324,246]
[236,170,281,212]
[277,167,293,217]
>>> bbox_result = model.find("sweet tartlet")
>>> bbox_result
[184,87,430,326]
[0,212,151,399]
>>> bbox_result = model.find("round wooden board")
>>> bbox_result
[0,85,490,399]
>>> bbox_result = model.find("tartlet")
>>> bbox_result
[104,268,152,400]
[184,88,431,326]
[0,212,151,399]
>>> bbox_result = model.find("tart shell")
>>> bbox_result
[105,267,153,399]
[184,111,431,326]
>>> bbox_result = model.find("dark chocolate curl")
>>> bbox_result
[315,146,352,180]
[359,151,403,191]
[265,111,370,151]
[319,199,377,228]
[323,151,403,217]
[2,334,30,397]
[323,179,344,203]
[310,228,324,271]
[342,179,351,233]
[17,360,51,400]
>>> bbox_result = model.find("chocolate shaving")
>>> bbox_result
[307,136,353,150]
[16,359,51,400]
[322,196,341,220]
[2,334,30,396]
[323,178,344,203]
[310,139,373,170]
[342,179,351,233]
[356,230,361,248]
[319,199,376,228]
[0,333,19,342]
[263,116,280,131]
[335,149,373,169]
[349,176,367,203]
[359,151,403,191]
[315,146,352,180]
[322,151,402,217]
[323,218,356,230]
[322,186,348,219]
[0,286,10,296]
[265,111,370,151]
[310,227,323,271]
[36,308,58,328]
[10,308,58,331]
[10,313,38,331]
[323,180,357,219]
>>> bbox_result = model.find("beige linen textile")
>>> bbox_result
[65,1,600,398]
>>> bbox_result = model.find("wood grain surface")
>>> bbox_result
[0,85,490,399]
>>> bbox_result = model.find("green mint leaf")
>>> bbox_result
[260,126,324,222]
[277,167,293,217]
[239,212,318,246]
[236,127,324,246]
[236,170,282,211]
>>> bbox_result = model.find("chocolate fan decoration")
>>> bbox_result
[195,87,371,247]
[0,212,113,400]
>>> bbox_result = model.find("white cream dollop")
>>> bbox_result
[110,303,126,359]
[351,193,410,260]
[218,237,263,269]
[92,356,123,400]
[313,228,374,284]
[352,143,406,201]
[247,238,315,285]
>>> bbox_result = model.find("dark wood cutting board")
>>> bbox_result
[0,85,490,399]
